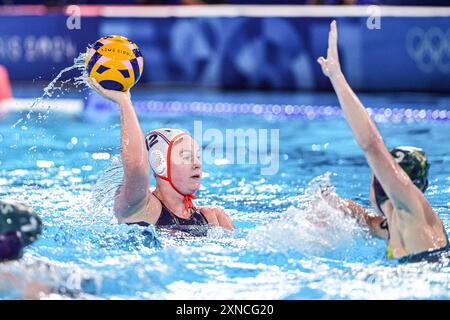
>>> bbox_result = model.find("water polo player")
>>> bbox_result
[87,78,234,232]
[317,21,448,263]
[0,199,42,262]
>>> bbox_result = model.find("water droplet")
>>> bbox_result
[71,137,78,145]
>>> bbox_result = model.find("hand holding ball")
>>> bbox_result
[86,35,144,92]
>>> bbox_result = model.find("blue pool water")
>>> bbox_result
[0,87,450,299]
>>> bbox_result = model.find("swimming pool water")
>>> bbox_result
[0,89,449,299]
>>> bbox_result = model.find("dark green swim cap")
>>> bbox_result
[373,146,430,214]
[0,199,42,261]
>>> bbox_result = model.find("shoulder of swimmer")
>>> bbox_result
[382,200,448,252]
[381,197,443,228]
[379,175,436,222]
[114,191,162,225]
[198,206,234,230]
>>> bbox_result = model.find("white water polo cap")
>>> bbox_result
[145,128,196,210]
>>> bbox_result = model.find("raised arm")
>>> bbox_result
[317,21,426,213]
[335,198,388,240]
[87,78,149,221]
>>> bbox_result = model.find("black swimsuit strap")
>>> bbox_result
[152,192,190,219]
[152,192,208,226]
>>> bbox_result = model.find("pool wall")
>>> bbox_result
[0,5,449,92]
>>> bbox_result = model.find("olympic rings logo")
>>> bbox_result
[406,27,450,74]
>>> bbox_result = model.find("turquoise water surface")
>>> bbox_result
[0,88,449,299]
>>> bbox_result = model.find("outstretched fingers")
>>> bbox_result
[328,20,338,56]
[318,20,341,78]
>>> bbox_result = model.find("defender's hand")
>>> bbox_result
[87,77,131,105]
[317,20,342,80]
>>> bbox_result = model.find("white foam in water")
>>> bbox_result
[11,51,89,129]
[88,155,124,223]
[247,173,368,257]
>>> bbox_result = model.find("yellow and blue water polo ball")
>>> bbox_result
[85,35,144,91]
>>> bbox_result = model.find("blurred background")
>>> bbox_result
[0,1,448,104]
[1,1,450,5]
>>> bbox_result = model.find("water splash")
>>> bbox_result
[12,51,88,129]
[247,173,369,257]
[88,155,124,223]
